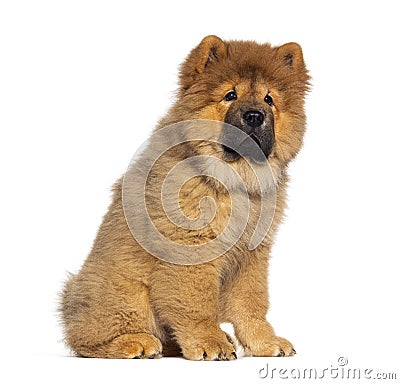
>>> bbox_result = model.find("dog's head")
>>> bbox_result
[176,35,310,169]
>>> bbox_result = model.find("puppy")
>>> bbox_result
[60,35,310,360]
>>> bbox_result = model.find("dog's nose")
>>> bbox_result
[243,110,265,128]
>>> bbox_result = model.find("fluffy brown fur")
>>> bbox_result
[60,35,310,360]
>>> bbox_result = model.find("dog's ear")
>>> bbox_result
[275,42,305,70]
[179,35,227,91]
[193,35,227,73]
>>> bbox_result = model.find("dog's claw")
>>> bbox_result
[279,349,285,357]
[214,352,222,361]
[133,351,144,359]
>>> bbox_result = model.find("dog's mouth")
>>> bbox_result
[222,134,260,155]
[222,133,270,163]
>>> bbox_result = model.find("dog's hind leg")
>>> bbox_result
[60,272,163,358]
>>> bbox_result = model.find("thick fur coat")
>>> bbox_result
[60,35,310,360]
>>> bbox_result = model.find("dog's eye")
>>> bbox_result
[264,94,274,106]
[224,91,237,102]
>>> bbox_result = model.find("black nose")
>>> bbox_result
[243,110,264,128]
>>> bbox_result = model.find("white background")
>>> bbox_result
[1,0,399,383]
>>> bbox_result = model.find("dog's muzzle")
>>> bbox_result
[222,105,275,163]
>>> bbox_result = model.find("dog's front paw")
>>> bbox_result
[245,335,295,357]
[181,332,237,361]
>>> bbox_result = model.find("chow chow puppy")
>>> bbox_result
[60,35,310,360]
